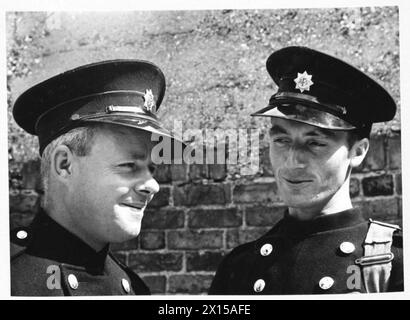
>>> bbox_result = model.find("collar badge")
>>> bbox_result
[294,71,314,93]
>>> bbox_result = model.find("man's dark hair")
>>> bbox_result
[347,125,371,148]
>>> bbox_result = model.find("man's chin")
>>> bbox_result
[115,204,146,217]
[113,226,141,243]
[282,196,324,210]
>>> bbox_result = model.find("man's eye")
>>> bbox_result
[273,138,290,145]
[308,141,326,147]
[119,163,137,169]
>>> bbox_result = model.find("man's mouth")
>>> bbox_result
[283,178,313,185]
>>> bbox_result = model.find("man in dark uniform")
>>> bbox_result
[209,46,403,294]
[10,60,182,296]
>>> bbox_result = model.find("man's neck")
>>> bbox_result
[288,178,353,221]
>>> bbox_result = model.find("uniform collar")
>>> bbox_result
[270,207,366,238]
[26,209,109,271]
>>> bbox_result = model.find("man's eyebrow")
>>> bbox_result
[269,125,288,135]
[129,151,147,160]
[305,127,336,138]
[270,123,337,138]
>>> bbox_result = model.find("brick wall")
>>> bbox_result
[9,133,402,294]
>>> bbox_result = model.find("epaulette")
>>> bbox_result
[355,219,400,293]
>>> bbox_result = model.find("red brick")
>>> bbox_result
[233,182,280,203]
[139,230,165,250]
[226,227,270,249]
[110,238,139,252]
[142,208,184,229]
[353,198,399,220]
[9,190,40,213]
[186,251,226,271]
[153,164,172,184]
[353,135,385,173]
[395,173,402,195]
[203,145,227,181]
[349,178,360,198]
[9,212,36,229]
[148,187,170,208]
[128,252,183,272]
[189,163,208,180]
[168,230,223,249]
[173,183,231,206]
[245,205,285,227]
[168,274,214,294]
[387,135,401,169]
[111,252,128,265]
[362,174,393,196]
[171,164,188,181]
[21,159,42,191]
[188,207,242,228]
[141,275,166,294]
[208,163,227,182]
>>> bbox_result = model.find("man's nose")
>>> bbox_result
[135,176,160,197]
[285,146,306,168]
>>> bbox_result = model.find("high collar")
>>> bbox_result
[26,209,109,272]
[270,207,366,239]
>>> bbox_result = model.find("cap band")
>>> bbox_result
[34,90,152,133]
[272,92,347,116]
[254,103,356,130]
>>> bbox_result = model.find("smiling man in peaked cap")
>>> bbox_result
[10,60,182,296]
[209,46,403,294]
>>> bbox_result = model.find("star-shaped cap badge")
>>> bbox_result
[294,71,314,93]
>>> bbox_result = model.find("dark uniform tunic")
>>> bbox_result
[11,209,150,296]
[209,209,403,294]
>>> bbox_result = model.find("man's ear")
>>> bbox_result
[349,138,370,168]
[51,145,74,182]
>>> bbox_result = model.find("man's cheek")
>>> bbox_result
[116,186,131,194]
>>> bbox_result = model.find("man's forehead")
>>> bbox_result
[98,124,151,139]
[270,118,337,137]
[93,125,152,158]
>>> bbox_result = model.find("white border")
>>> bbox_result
[1,0,408,301]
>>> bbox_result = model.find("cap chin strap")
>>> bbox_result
[355,219,400,292]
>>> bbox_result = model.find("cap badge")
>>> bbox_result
[294,71,314,93]
[143,89,156,112]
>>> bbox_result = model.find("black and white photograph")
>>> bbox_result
[3,0,408,301]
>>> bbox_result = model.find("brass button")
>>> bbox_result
[340,242,355,254]
[260,243,273,256]
[67,274,78,290]
[122,278,131,293]
[319,276,334,290]
[16,230,28,240]
[253,279,266,293]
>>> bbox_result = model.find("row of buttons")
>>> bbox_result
[253,275,335,292]
[259,241,356,257]
[67,274,131,293]
[14,230,132,294]
[254,241,357,292]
